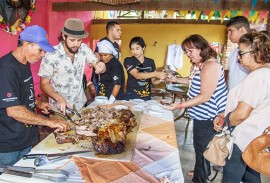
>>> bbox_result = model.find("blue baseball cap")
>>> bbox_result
[19,25,55,52]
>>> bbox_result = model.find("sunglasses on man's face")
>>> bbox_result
[238,50,254,59]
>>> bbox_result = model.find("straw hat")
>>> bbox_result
[61,18,89,39]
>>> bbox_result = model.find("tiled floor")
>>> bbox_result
[175,117,270,183]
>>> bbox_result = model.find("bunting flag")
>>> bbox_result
[208,10,216,22]
[250,10,259,23]
[231,10,239,17]
[180,10,189,17]
[251,0,258,8]
[243,10,251,21]
[194,10,201,21]
[259,10,269,24]
[220,10,227,23]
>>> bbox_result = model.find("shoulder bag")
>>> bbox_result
[203,112,234,166]
[242,126,270,176]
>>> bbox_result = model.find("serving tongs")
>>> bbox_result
[66,105,81,118]
[48,109,73,121]
[0,166,68,182]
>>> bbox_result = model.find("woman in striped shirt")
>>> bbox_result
[165,34,228,183]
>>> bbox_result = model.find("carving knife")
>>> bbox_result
[22,150,91,159]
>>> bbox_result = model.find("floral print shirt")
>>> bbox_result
[38,42,97,110]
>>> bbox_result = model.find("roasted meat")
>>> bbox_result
[74,107,137,154]
[53,130,86,144]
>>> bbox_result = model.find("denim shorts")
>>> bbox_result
[0,146,32,168]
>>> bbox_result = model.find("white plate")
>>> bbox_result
[95,96,109,104]
[114,105,128,110]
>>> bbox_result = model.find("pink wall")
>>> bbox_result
[0,0,93,99]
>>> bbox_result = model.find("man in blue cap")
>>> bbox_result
[0,25,70,168]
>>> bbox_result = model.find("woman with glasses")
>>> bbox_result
[123,36,166,101]
[213,32,270,183]
[165,34,228,183]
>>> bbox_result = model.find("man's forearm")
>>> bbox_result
[6,105,52,127]
[40,83,62,101]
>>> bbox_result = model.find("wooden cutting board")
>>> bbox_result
[32,110,142,162]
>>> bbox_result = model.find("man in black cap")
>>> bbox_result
[39,18,106,114]
[0,25,70,168]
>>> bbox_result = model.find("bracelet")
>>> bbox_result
[179,102,183,110]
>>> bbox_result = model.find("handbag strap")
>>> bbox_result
[222,112,235,134]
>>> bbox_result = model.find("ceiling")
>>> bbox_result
[52,0,270,11]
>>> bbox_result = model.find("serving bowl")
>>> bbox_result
[95,96,109,104]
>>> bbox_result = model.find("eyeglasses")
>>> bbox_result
[183,48,196,55]
[238,50,254,59]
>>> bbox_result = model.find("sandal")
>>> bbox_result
[186,170,194,177]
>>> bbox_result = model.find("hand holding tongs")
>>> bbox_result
[0,166,68,182]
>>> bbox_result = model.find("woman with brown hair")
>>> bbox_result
[165,34,228,183]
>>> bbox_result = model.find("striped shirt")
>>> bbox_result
[187,62,228,120]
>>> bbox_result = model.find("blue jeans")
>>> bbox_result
[223,144,261,183]
[124,91,151,101]
[193,118,216,183]
[0,146,32,168]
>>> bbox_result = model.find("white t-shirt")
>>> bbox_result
[225,68,270,151]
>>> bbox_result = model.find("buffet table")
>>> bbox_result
[0,100,184,183]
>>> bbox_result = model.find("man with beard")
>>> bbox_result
[38,18,106,114]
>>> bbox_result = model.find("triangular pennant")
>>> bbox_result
[264,0,268,3]
[243,10,250,21]
[259,10,268,23]
[250,11,259,23]
[214,10,220,19]
[167,11,175,18]
[195,10,201,21]
[232,10,238,17]
[255,15,260,24]
[208,10,216,22]
[214,0,218,4]
[180,10,189,17]
[251,0,258,8]
[224,10,231,19]
[236,10,243,16]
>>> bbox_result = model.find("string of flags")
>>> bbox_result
[177,10,268,23]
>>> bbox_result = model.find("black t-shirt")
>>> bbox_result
[124,56,156,98]
[0,52,38,152]
[94,37,120,59]
[99,57,125,100]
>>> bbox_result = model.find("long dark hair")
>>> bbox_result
[181,34,217,62]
